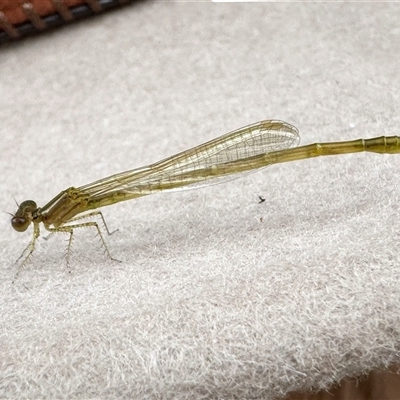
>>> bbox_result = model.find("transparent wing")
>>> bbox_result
[78,120,300,199]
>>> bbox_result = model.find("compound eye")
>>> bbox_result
[11,216,30,232]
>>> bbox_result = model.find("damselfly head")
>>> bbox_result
[11,200,37,232]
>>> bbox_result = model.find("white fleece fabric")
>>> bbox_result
[1,3,400,399]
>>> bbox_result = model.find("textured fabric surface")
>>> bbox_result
[1,3,400,399]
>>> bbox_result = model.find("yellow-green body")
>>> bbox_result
[10,120,400,280]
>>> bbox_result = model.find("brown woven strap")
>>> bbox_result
[0,0,131,42]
